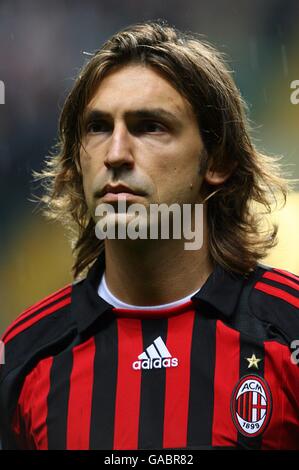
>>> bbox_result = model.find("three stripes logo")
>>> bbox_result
[231,375,272,437]
[132,336,179,370]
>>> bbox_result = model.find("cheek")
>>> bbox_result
[157,158,201,201]
[79,154,94,204]
[80,148,96,185]
[79,148,92,172]
[156,157,199,186]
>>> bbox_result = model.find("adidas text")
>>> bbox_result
[132,357,179,370]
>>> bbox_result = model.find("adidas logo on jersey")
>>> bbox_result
[132,336,178,370]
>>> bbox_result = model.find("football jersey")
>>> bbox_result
[0,253,299,450]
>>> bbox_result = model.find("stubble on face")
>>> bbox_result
[79,64,206,228]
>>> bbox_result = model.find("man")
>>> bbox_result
[0,21,299,450]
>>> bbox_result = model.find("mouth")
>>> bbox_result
[97,184,146,200]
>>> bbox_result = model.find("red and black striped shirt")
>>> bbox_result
[1,254,299,450]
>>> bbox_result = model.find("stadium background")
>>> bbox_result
[0,0,298,334]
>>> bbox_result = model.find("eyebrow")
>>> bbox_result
[83,107,182,126]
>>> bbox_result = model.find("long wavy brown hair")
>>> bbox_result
[35,20,295,279]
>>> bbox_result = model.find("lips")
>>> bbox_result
[99,184,144,197]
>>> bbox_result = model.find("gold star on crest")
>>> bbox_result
[246,353,262,369]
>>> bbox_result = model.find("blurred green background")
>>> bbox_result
[0,0,298,333]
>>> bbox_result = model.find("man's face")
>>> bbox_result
[79,64,205,222]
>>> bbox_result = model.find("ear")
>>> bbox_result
[203,161,237,186]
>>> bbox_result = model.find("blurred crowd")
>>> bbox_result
[0,0,298,330]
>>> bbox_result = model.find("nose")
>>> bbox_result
[104,123,135,170]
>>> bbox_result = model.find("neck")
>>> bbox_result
[103,212,213,306]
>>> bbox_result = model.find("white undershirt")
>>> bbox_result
[98,272,200,310]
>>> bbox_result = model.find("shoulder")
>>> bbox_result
[248,263,299,342]
[0,283,75,382]
[0,283,79,445]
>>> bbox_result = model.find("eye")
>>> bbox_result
[86,120,111,134]
[135,120,166,133]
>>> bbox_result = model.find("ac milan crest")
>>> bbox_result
[231,375,272,437]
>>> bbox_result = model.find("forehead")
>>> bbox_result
[86,64,195,120]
